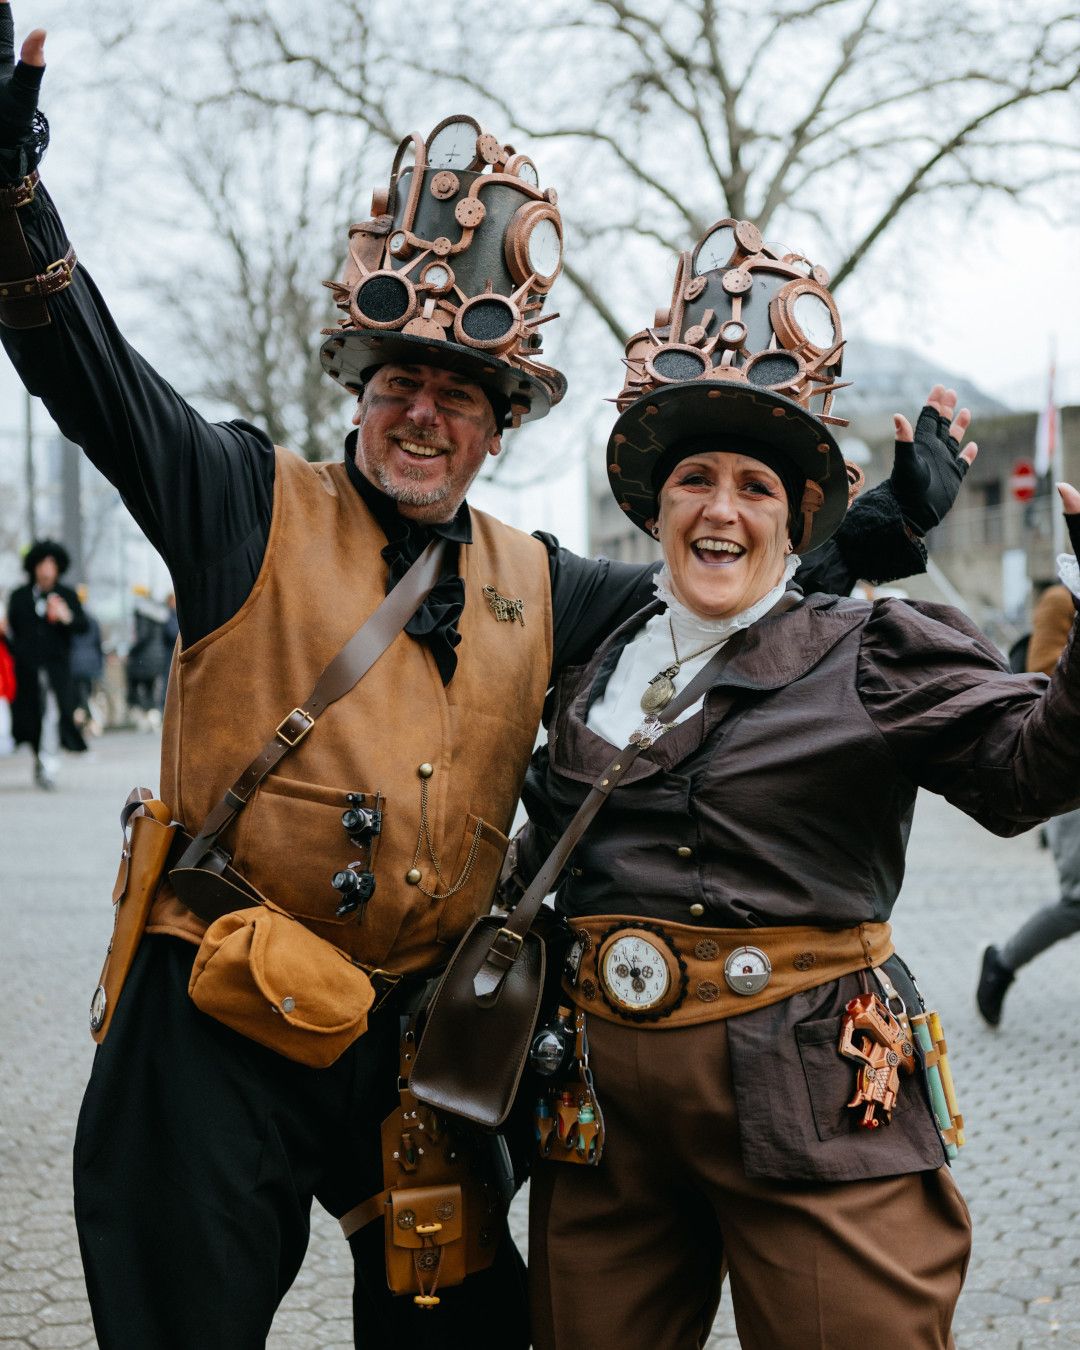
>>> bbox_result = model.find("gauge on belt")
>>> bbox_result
[723,945,772,995]
[597,925,685,1018]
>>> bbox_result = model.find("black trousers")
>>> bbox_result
[74,936,528,1350]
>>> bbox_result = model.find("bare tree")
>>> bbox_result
[175,0,1079,344]
[74,0,1078,462]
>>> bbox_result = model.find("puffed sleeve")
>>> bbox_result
[857,597,1080,834]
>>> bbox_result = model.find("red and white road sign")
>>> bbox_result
[1009,459,1037,503]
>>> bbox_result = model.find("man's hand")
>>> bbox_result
[0,1,46,146]
[890,384,978,536]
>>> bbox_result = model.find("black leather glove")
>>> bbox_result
[0,4,46,179]
[1066,511,1080,559]
[889,404,970,536]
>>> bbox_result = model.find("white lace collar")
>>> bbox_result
[651,553,801,639]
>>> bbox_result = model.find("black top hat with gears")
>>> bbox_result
[607,220,864,551]
[321,116,567,430]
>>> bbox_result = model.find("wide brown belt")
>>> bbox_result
[564,915,893,1028]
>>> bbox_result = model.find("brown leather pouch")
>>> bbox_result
[187,901,375,1068]
[338,1032,503,1308]
[387,1184,467,1301]
[90,790,177,1043]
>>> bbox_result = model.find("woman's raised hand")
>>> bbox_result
[890,385,979,536]
[0,1,46,150]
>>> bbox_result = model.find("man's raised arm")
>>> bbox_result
[0,2,275,637]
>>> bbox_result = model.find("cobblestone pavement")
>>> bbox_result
[2,731,1078,1348]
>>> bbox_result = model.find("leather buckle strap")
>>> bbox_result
[471,926,524,1001]
[0,245,76,327]
[275,707,314,747]
[0,171,39,209]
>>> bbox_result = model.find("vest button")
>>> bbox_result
[418,762,434,778]
[676,846,693,858]
[689,903,705,918]
[406,868,423,885]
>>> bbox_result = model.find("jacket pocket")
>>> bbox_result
[435,815,510,945]
[231,775,382,926]
[796,1014,913,1143]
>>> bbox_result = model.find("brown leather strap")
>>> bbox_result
[175,538,447,871]
[472,591,803,1000]
[339,1189,390,1239]
[0,173,74,329]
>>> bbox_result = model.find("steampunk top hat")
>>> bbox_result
[321,115,567,429]
[607,219,862,552]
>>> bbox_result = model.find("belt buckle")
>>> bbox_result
[275,707,314,747]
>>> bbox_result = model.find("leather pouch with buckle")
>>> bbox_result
[90,789,177,1042]
[388,1184,466,1303]
[409,913,546,1129]
[338,1028,503,1308]
[187,901,375,1068]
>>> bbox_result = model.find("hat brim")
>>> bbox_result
[607,381,848,553]
[320,330,566,427]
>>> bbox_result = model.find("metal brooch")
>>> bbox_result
[483,584,525,626]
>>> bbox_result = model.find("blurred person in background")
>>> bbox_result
[0,617,15,752]
[70,582,104,736]
[125,585,167,730]
[5,537,87,787]
[977,579,1080,1026]
[159,589,179,712]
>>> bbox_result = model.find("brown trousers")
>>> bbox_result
[529,1014,971,1350]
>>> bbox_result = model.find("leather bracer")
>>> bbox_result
[0,171,75,328]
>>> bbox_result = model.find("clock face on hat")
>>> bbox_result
[791,291,836,349]
[527,218,562,279]
[427,118,481,170]
[694,224,736,275]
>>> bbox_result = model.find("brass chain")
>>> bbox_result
[410,776,484,901]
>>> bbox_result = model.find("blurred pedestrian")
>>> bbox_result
[125,586,166,730]
[158,590,178,712]
[70,584,105,736]
[978,581,1080,1026]
[0,623,15,753]
[5,538,88,788]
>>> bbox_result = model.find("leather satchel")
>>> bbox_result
[408,611,783,1128]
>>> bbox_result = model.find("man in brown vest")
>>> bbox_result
[0,11,974,1347]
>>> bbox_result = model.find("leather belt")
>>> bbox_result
[564,915,894,1028]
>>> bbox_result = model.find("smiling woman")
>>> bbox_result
[503,220,1073,1350]
[656,452,791,621]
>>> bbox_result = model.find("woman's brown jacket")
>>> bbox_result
[518,589,1080,1181]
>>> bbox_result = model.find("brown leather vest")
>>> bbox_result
[147,449,552,973]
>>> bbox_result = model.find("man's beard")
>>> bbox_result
[372,458,453,508]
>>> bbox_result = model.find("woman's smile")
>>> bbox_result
[658,451,791,619]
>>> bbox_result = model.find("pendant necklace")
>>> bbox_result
[639,616,727,714]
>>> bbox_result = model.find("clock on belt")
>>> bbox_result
[585,922,773,1022]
